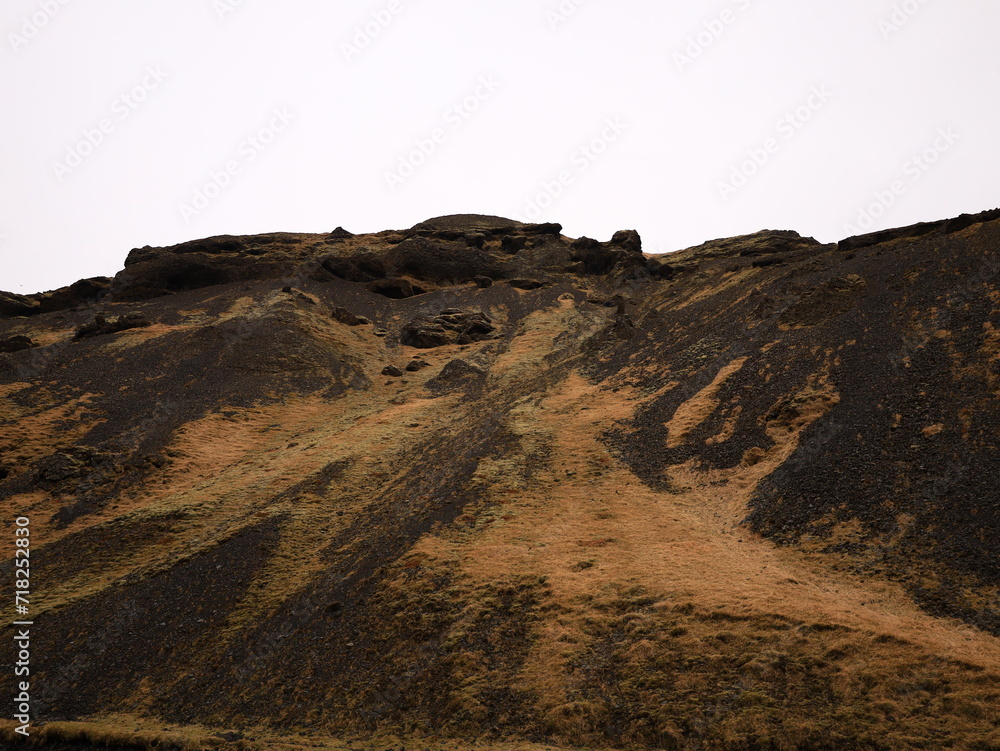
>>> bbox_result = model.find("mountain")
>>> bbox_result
[1,210,999,751]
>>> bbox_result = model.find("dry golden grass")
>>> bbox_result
[665,357,747,448]
[421,369,1000,748]
[6,252,1000,750]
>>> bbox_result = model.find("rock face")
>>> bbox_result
[0,277,111,318]
[73,313,152,340]
[0,334,35,353]
[400,308,496,348]
[2,209,1000,751]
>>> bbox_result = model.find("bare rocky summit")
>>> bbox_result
[2,210,1000,750]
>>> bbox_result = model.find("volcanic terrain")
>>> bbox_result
[1,210,1000,750]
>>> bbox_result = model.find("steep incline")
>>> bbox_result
[1,212,999,750]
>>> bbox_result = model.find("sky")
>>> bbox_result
[1,0,998,294]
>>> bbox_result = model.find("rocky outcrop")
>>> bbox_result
[331,307,368,326]
[425,358,486,393]
[400,308,496,349]
[6,209,1000,751]
[384,237,511,285]
[0,334,36,353]
[73,313,152,341]
[0,277,111,319]
[111,243,298,302]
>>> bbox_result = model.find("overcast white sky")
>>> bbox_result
[1,0,997,293]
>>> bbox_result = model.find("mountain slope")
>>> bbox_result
[1,212,999,750]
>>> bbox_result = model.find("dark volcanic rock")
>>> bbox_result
[400,319,451,349]
[37,277,112,313]
[73,313,152,341]
[425,358,486,393]
[320,247,388,283]
[778,274,868,327]
[465,232,487,248]
[410,214,525,233]
[8,209,1000,750]
[385,237,509,285]
[507,279,546,290]
[501,235,527,254]
[676,229,823,260]
[0,291,39,317]
[36,450,88,484]
[0,277,111,318]
[570,238,642,275]
[112,242,296,302]
[0,334,36,353]
[525,222,563,236]
[331,307,366,326]
[401,309,496,349]
[610,229,642,254]
[367,278,427,300]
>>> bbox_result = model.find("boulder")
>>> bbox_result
[331,307,365,326]
[610,229,642,254]
[401,309,496,349]
[0,335,36,353]
[73,313,152,341]
[425,359,487,393]
[399,319,451,349]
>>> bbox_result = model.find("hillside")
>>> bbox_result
[1,210,999,751]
